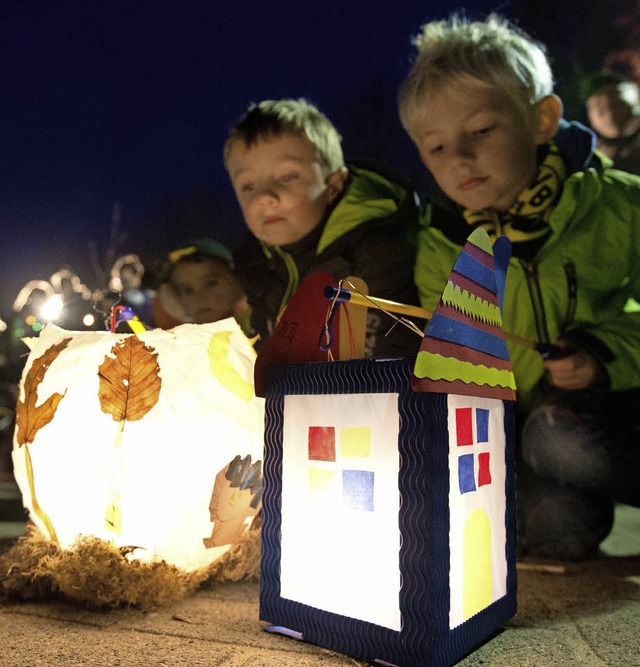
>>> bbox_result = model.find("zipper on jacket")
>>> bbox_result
[563,262,577,328]
[520,260,550,343]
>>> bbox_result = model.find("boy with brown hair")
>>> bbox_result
[224,98,422,357]
[399,14,640,559]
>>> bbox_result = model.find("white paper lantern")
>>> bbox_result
[12,320,264,572]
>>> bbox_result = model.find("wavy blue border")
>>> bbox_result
[260,357,517,667]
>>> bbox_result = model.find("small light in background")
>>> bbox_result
[39,294,64,322]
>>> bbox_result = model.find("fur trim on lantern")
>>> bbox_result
[0,522,261,610]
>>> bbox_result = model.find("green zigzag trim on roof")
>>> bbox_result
[441,281,503,327]
[414,351,517,390]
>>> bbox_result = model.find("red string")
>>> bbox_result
[110,305,126,333]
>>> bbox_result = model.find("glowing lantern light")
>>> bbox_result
[38,294,64,322]
[258,229,517,667]
[12,319,264,572]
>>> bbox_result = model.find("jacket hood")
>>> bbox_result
[316,161,414,254]
[257,161,415,259]
[555,119,597,171]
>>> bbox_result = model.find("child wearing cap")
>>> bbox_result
[154,238,250,330]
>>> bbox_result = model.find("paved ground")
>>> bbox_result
[1,477,640,666]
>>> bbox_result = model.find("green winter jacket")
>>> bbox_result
[414,122,640,415]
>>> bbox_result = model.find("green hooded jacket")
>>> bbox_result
[235,160,422,357]
[414,122,640,414]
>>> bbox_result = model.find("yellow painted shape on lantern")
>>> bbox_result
[208,331,254,402]
[104,423,124,534]
[414,352,516,389]
[24,444,58,542]
[308,468,335,499]
[463,509,493,620]
[340,426,371,458]
[441,281,502,327]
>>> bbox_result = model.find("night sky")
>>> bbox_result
[0,1,568,317]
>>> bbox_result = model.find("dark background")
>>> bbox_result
[1,1,633,319]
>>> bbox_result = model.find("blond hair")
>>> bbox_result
[398,14,554,141]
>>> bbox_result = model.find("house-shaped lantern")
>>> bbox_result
[12,319,264,573]
[258,228,517,667]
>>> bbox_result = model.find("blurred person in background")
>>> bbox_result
[154,238,251,333]
[586,69,640,174]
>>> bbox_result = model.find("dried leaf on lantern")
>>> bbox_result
[15,338,72,446]
[98,335,162,422]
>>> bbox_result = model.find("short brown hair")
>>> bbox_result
[223,98,345,173]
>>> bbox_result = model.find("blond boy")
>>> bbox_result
[399,14,640,559]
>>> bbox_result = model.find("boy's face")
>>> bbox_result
[171,259,241,324]
[226,132,344,246]
[587,82,640,139]
[413,81,541,212]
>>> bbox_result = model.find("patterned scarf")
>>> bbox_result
[461,141,566,244]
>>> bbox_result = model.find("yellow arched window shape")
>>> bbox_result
[462,509,493,620]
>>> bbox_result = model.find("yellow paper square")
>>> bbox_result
[308,468,335,499]
[340,426,371,458]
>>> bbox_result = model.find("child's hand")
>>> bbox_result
[543,341,604,390]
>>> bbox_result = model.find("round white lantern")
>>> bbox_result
[12,320,264,572]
